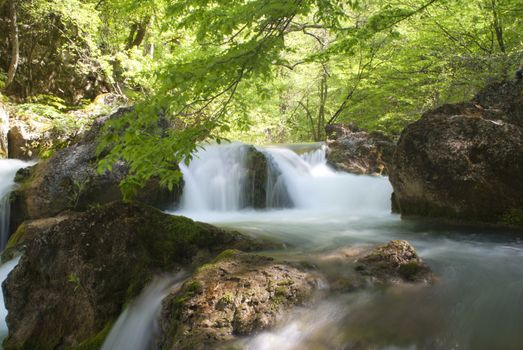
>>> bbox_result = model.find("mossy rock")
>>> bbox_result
[3,201,267,350]
[356,240,433,284]
[71,321,114,350]
[159,251,324,350]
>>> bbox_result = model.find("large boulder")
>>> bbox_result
[0,103,8,158]
[9,107,181,231]
[390,80,523,225]
[159,250,323,350]
[325,123,396,175]
[2,201,264,350]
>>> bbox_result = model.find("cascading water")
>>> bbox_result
[179,143,253,211]
[101,272,186,350]
[178,142,391,214]
[173,142,523,350]
[0,160,32,250]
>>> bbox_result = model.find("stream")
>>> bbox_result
[1,144,523,349]
[173,143,523,350]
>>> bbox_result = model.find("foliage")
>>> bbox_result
[0,69,6,90]
[2,0,522,195]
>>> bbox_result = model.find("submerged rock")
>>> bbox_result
[9,107,181,231]
[390,80,523,225]
[356,240,433,284]
[2,201,264,350]
[325,123,395,175]
[159,250,323,350]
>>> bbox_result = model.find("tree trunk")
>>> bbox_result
[316,63,328,141]
[125,17,150,50]
[5,0,19,90]
[490,0,505,53]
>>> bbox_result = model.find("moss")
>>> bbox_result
[172,279,203,315]
[196,262,214,273]
[216,292,234,310]
[273,285,289,305]
[124,272,152,304]
[277,279,294,287]
[185,280,203,294]
[500,208,523,227]
[398,262,422,281]
[138,213,210,267]
[71,321,114,350]
[214,249,241,262]
[195,250,243,274]
[274,285,287,297]
[6,223,26,249]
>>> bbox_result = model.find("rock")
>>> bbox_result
[325,123,396,175]
[6,93,127,160]
[356,240,433,284]
[159,250,323,350]
[0,103,8,158]
[2,201,264,350]
[1,214,75,262]
[243,145,268,209]
[390,80,523,225]
[9,107,182,231]
[474,80,523,128]
[6,114,53,160]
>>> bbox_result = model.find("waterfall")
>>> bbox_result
[0,257,20,341]
[101,273,186,350]
[179,143,251,211]
[264,152,293,208]
[0,160,32,250]
[178,143,391,213]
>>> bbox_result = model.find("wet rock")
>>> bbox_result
[1,213,75,262]
[3,201,263,350]
[356,240,433,284]
[243,146,268,209]
[390,81,523,225]
[9,107,181,231]
[325,123,395,175]
[159,250,323,350]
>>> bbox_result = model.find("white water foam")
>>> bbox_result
[177,142,392,215]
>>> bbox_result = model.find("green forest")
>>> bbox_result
[2,0,522,194]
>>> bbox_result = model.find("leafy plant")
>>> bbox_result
[67,273,81,291]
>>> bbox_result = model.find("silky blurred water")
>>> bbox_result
[174,143,523,350]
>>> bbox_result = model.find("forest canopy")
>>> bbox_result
[1,0,522,196]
